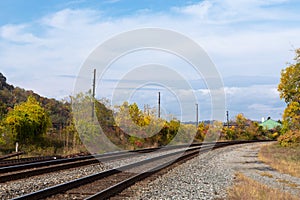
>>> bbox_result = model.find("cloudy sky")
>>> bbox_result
[1,0,300,121]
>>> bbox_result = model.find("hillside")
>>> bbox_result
[0,72,71,130]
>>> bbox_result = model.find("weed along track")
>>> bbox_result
[9,140,272,200]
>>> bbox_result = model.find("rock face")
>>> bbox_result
[0,73,13,91]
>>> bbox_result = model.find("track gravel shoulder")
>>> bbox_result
[228,143,300,197]
[0,148,185,199]
[121,142,300,200]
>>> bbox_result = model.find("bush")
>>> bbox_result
[0,125,5,145]
[278,130,300,147]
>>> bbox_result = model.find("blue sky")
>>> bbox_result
[0,0,197,25]
[1,0,300,121]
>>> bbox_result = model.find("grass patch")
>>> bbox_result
[227,173,298,200]
[260,172,273,178]
[277,179,299,188]
[258,143,300,178]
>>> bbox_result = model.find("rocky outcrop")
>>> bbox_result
[0,73,14,91]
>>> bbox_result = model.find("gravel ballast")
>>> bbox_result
[124,142,300,199]
[2,142,299,199]
[0,148,186,199]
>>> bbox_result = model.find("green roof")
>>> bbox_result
[259,119,282,130]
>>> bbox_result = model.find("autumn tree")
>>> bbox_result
[195,122,209,142]
[205,121,223,142]
[220,114,264,141]
[278,49,300,132]
[4,96,51,144]
[0,123,5,145]
[234,113,248,138]
[278,49,300,104]
[277,49,300,146]
[281,102,300,132]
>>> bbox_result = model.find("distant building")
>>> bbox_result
[259,117,282,130]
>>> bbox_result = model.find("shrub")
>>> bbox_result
[278,130,300,147]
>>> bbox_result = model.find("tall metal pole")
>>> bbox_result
[92,69,96,120]
[226,110,229,128]
[158,92,161,118]
[196,103,199,127]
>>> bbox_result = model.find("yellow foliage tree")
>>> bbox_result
[277,49,300,146]
[278,49,300,132]
[5,96,51,144]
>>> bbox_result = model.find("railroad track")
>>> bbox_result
[0,144,204,183]
[0,155,57,167]
[0,152,24,161]
[0,141,238,169]
[0,149,158,183]
[12,140,272,200]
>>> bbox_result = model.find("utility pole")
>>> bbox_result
[196,103,199,127]
[147,104,150,116]
[144,104,150,116]
[92,69,96,120]
[226,110,229,128]
[158,92,161,118]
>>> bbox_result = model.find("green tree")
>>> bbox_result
[0,123,5,145]
[4,96,51,144]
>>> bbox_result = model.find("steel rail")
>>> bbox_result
[0,150,156,182]
[0,140,258,170]
[0,152,24,161]
[12,141,238,200]
[0,142,215,174]
[88,140,274,199]
[0,155,56,167]
[10,140,274,199]
[0,143,210,182]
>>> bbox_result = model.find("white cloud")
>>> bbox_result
[173,0,297,24]
[173,1,212,19]
[0,1,298,119]
[0,24,42,43]
[224,87,240,95]
[41,8,101,29]
[248,103,282,113]
[225,84,285,120]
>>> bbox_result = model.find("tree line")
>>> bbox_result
[1,90,276,154]
[0,48,299,154]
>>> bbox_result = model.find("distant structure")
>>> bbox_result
[259,117,282,130]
